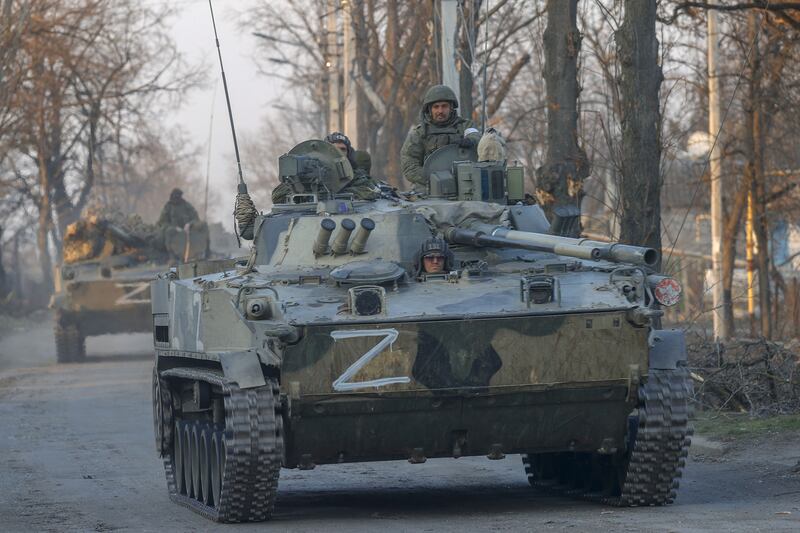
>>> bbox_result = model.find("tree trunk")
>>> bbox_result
[746,12,771,338]
[752,109,771,338]
[0,226,7,300]
[36,164,54,292]
[535,0,588,230]
[615,0,663,261]
[13,233,21,298]
[721,174,750,336]
[380,0,403,186]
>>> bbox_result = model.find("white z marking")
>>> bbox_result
[114,282,151,305]
[331,328,408,391]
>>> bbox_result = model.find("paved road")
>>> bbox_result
[0,339,799,531]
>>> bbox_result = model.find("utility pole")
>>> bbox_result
[326,0,342,134]
[341,0,359,142]
[440,0,460,105]
[708,2,728,341]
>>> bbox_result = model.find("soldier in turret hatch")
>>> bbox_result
[272,133,379,204]
[413,237,455,277]
[400,85,480,188]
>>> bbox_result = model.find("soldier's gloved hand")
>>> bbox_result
[458,136,475,149]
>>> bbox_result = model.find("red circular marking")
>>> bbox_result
[654,278,682,307]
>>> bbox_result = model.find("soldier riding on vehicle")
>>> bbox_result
[401,84,481,187]
[271,132,380,204]
[158,188,208,261]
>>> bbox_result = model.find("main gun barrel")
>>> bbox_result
[444,227,602,261]
[457,222,659,267]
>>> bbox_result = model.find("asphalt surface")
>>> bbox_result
[0,322,799,532]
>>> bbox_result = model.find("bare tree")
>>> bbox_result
[660,2,800,338]
[0,0,201,289]
[615,0,663,259]
[535,0,588,227]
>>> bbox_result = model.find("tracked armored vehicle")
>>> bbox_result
[150,140,692,522]
[52,214,208,362]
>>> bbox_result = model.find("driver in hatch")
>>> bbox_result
[414,237,455,277]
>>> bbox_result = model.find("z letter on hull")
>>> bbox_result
[114,282,151,305]
[331,328,408,391]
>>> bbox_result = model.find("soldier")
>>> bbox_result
[272,134,379,204]
[325,131,374,177]
[352,149,372,176]
[158,188,199,228]
[413,237,455,276]
[400,85,480,187]
[158,188,206,261]
[341,143,380,201]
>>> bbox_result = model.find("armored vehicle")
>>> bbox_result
[150,140,692,522]
[52,214,208,362]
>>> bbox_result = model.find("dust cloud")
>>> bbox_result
[0,310,152,373]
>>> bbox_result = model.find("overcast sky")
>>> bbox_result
[169,0,276,223]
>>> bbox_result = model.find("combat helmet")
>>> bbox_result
[413,236,455,276]
[423,84,459,109]
[325,131,354,159]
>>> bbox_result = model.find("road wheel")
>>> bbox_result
[182,423,194,499]
[54,320,85,363]
[191,425,203,503]
[210,430,224,508]
[174,420,186,495]
[199,426,214,506]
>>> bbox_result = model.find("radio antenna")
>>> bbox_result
[208,0,246,193]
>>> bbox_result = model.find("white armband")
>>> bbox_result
[464,128,479,136]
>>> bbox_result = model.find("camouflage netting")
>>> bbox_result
[62,210,161,265]
[687,333,800,415]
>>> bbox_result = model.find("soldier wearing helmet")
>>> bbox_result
[325,131,356,164]
[157,188,206,261]
[325,131,379,201]
[325,131,372,177]
[272,133,380,203]
[158,188,199,229]
[414,236,455,277]
[400,85,480,187]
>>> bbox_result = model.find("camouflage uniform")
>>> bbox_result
[344,150,379,200]
[157,189,207,259]
[157,188,199,228]
[400,85,480,187]
[352,149,371,175]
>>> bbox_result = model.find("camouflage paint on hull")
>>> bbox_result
[281,311,647,466]
[283,311,647,395]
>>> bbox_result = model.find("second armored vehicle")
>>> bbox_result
[52,213,209,362]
